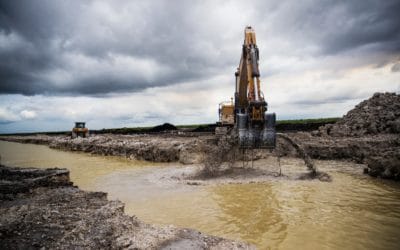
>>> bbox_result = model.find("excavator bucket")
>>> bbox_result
[237,113,276,149]
[261,113,276,148]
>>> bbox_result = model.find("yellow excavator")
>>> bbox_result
[218,26,276,148]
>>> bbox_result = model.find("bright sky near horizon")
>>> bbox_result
[0,0,399,133]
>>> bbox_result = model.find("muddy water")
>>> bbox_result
[0,140,162,189]
[1,140,400,249]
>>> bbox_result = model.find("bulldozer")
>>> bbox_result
[71,122,89,139]
[217,26,276,149]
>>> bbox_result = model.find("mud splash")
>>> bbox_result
[198,132,329,181]
[277,133,316,173]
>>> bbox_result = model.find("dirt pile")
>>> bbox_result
[0,165,254,249]
[294,132,400,180]
[307,92,400,180]
[149,123,177,133]
[317,92,400,137]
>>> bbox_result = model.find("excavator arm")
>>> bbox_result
[218,26,276,149]
[234,26,276,148]
[236,27,261,108]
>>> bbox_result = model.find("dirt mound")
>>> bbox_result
[317,92,400,137]
[149,123,177,133]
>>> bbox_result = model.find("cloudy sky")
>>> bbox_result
[0,0,399,133]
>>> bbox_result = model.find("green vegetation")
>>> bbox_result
[0,118,341,135]
[276,117,340,125]
[96,126,154,134]
[176,124,210,129]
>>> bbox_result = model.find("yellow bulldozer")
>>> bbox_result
[71,122,89,139]
[217,26,276,148]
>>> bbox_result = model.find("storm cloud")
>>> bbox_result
[0,0,399,133]
[1,0,399,96]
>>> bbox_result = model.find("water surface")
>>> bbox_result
[1,140,399,249]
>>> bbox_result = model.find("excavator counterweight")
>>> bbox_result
[218,26,276,149]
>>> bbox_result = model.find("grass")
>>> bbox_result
[276,117,340,125]
[0,118,340,135]
[176,124,211,129]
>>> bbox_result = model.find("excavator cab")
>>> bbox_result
[72,122,89,138]
[75,122,85,128]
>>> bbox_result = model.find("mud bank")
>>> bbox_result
[286,132,399,180]
[0,134,209,165]
[0,165,253,249]
[1,130,398,180]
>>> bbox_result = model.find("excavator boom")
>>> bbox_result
[236,27,262,108]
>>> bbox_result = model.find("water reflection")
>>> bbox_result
[210,183,287,247]
[0,140,155,189]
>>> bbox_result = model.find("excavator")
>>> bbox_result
[218,26,276,149]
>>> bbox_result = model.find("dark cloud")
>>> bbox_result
[318,1,400,54]
[0,0,399,96]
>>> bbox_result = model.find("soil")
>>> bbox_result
[0,165,254,249]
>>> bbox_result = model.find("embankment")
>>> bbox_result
[0,134,209,165]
